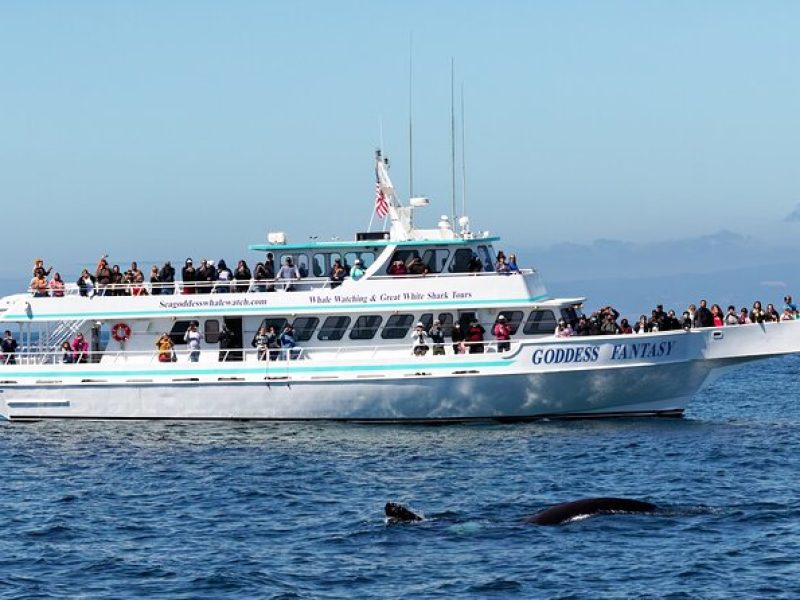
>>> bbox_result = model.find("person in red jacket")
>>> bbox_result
[492,315,511,352]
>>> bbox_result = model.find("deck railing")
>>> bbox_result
[1,338,517,367]
[24,269,535,298]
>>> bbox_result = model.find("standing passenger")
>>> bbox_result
[49,272,66,297]
[450,322,465,354]
[279,324,298,360]
[428,320,445,355]
[252,326,269,361]
[71,332,89,363]
[159,261,176,295]
[1,330,18,365]
[493,315,511,351]
[466,319,485,353]
[234,260,252,293]
[156,333,175,362]
[183,322,201,362]
[411,323,429,356]
[182,259,196,294]
[218,324,235,361]
[724,306,739,326]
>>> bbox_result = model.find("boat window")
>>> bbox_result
[419,313,433,331]
[523,310,557,335]
[497,311,524,335]
[422,249,450,273]
[296,254,309,278]
[312,254,326,277]
[437,312,454,335]
[477,245,493,271]
[318,316,351,341]
[345,251,374,269]
[349,315,383,340]
[259,317,288,334]
[292,316,319,342]
[386,250,420,274]
[204,319,220,344]
[169,320,193,345]
[560,307,579,327]
[449,248,474,273]
[381,314,415,339]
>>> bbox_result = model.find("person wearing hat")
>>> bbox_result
[466,318,486,353]
[493,315,511,352]
[350,258,365,281]
[181,258,196,294]
[411,322,430,356]
[428,319,445,355]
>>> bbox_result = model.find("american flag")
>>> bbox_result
[375,171,389,217]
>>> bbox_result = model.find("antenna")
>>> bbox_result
[460,81,467,218]
[408,34,414,199]
[450,57,456,224]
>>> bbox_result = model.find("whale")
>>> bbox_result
[525,497,658,525]
[385,502,423,523]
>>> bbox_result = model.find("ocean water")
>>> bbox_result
[2,357,800,599]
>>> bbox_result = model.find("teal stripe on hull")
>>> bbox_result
[0,359,510,380]
[3,295,549,321]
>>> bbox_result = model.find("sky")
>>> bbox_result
[2,1,799,282]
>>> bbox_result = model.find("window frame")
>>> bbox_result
[381,314,415,339]
[349,315,383,340]
[318,316,352,341]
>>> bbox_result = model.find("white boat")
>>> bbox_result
[1,153,798,422]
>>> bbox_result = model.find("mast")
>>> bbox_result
[460,81,467,218]
[450,57,456,224]
[408,35,414,199]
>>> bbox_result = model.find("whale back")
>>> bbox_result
[526,497,657,525]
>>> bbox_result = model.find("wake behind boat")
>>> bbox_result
[1,152,799,422]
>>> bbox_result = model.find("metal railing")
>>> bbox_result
[0,338,517,368]
[23,269,535,298]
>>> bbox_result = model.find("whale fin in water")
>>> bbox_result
[385,502,423,523]
[526,497,658,525]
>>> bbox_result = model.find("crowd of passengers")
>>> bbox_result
[3,293,798,365]
[27,249,522,297]
[553,297,800,338]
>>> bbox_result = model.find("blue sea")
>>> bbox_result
[2,356,800,599]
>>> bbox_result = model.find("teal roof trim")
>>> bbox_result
[248,236,501,252]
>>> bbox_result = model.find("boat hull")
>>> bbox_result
[0,358,735,421]
[1,322,796,421]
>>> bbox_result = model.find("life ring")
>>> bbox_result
[111,322,131,342]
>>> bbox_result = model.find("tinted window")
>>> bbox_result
[497,310,524,335]
[169,320,193,345]
[477,245,493,271]
[449,248,474,273]
[260,318,288,335]
[204,319,220,344]
[318,316,351,341]
[523,310,557,335]
[419,313,433,331]
[292,317,319,342]
[381,314,415,339]
[349,315,383,340]
[312,254,326,277]
[422,249,450,273]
